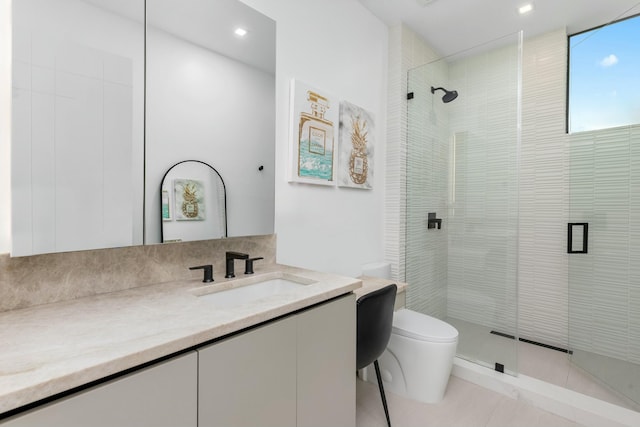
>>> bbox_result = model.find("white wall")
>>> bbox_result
[0,0,11,254]
[144,27,275,243]
[240,0,388,277]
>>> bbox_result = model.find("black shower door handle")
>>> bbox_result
[568,223,588,254]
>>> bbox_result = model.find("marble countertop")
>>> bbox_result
[0,264,361,415]
[354,275,407,299]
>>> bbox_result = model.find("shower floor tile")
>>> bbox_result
[447,317,640,412]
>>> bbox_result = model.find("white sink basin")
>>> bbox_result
[193,273,315,309]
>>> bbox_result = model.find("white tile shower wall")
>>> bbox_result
[568,125,640,362]
[631,127,640,364]
[444,40,520,333]
[385,25,440,283]
[405,60,450,318]
[518,29,570,347]
[385,26,407,283]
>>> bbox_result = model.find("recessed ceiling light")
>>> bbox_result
[518,3,533,15]
[234,27,247,37]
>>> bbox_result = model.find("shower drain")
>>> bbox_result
[490,330,573,354]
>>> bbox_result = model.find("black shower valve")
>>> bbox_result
[428,212,442,230]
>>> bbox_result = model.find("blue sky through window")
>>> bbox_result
[569,14,640,133]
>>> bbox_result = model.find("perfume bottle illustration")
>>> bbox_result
[348,114,368,184]
[298,91,334,180]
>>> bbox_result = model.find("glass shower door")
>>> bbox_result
[405,32,522,375]
[568,126,640,405]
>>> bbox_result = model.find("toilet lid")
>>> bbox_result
[392,309,459,343]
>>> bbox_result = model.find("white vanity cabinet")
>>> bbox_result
[297,293,356,427]
[1,293,356,427]
[198,294,356,427]
[198,315,298,427]
[1,352,198,427]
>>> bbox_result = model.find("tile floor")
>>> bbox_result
[448,317,640,411]
[356,376,583,427]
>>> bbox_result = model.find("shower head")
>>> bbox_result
[431,86,458,103]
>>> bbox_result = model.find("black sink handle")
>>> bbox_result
[190,265,214,283]
[244,257,264,275]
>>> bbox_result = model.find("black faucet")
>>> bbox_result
[225,251,249,278]
[189,265,214,283]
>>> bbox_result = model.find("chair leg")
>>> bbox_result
[373,359,391,427]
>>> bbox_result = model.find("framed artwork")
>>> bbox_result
[289,79,339,185]
[337,101,374,189]
[174,179,205,221]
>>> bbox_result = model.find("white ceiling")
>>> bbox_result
[83,0,275,74]
[358,0,640,57]
[146,0,275,74]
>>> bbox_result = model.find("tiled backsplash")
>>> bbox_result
[0,234,276,312]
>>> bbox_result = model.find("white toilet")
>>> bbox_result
[374,308,458,403]
[361,263,459,404]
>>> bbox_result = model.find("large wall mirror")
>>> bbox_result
[10,0,276,256]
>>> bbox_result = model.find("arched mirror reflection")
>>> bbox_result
[160,160,227,243]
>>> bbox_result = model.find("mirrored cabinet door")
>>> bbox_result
[144,0,276,244]
[11,0,145,256]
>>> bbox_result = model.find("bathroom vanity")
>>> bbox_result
[0,265,359,427]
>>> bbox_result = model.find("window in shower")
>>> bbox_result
[567,13,640,133]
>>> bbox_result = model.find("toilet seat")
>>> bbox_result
[392,309,458,343]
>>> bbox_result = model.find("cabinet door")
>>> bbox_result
[198,316,297,427]
[2,352,198,427]
[297,294,356,427]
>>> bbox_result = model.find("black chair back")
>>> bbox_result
[356,284,397,370]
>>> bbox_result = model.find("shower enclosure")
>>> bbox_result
[406,26,640,409]
[405,32,522,374]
